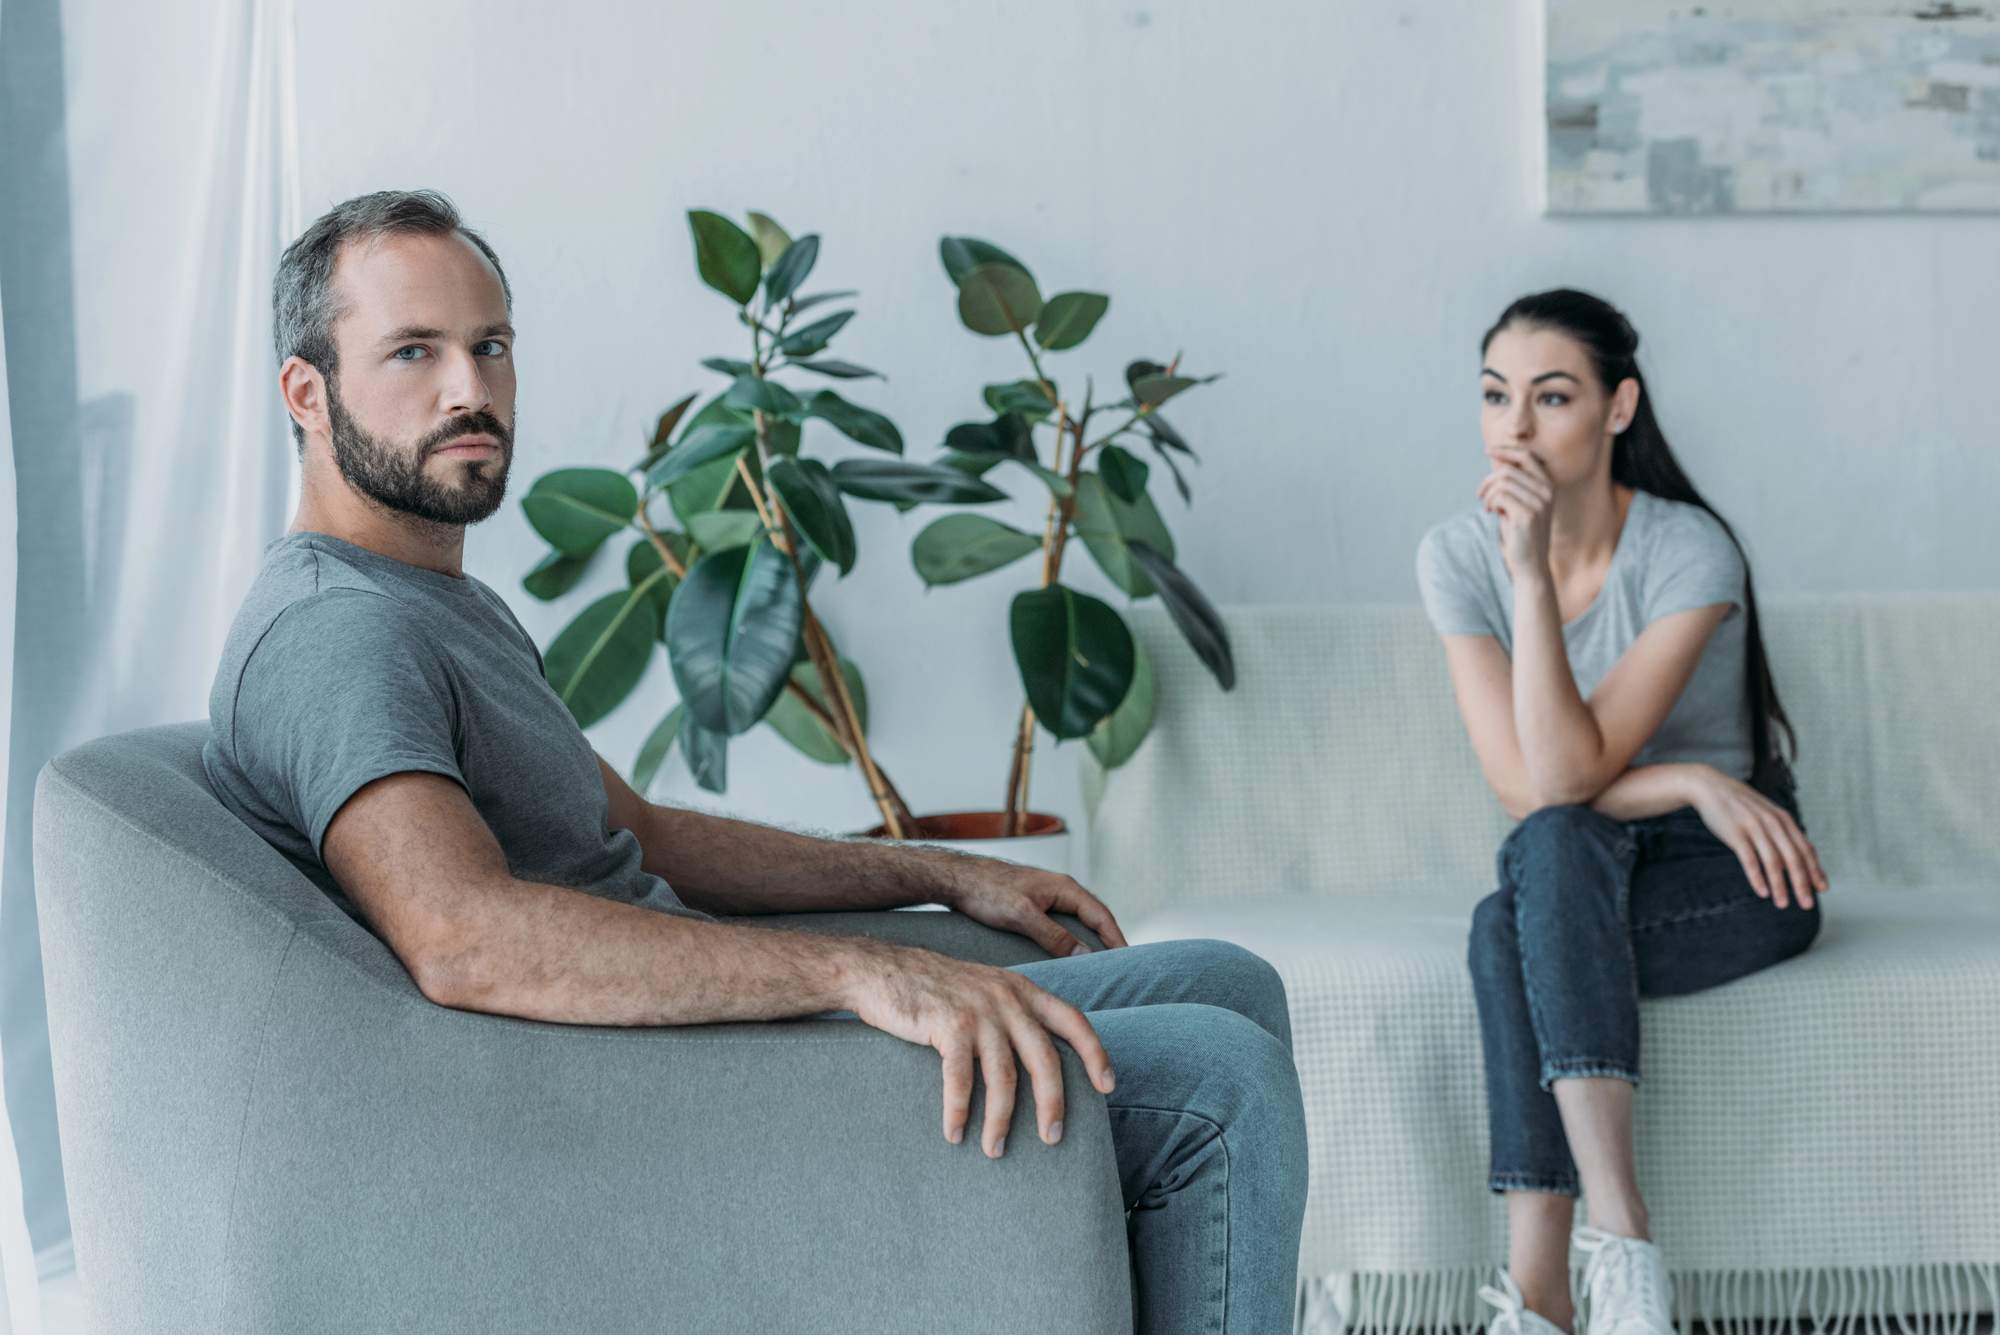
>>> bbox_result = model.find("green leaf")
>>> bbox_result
[523,549,592,601]
[776,310,854,357]
[956,262,1044,337]
[746,212,792,268]
[680,710,729,792]
[1011,458,1074,499]
[1099,445,1150,504]
[1133,373,1217,408]
[724,375,804,418]
[1086,636,1155,769]
[768,457,856,576]
[1125,540,1236,690]
[943,451,1003,479]
[544,580,668,728]
[640,392,701,466]
[521,469,638,558]
[632,704,685,794]
[1034,292,1110,351]
[701,357,753,377]
[764,659,866,765]
[665,538,805,735]
[688,210,762,306]
[787,290,856,317]
[765,417,802,457]
[646,422,754,489]
[626,537,682,630]
[983,379,1056,421]
[830,459,1009,505]
[791,359,882,380]
[1073,472,1175,597]
[939,237,1034,286]
[1009,585,1136,740]
[945,412,1035,461]
[669,453,745,528]
[763,234,819,307]
[912,514,1042,586]
[685,510,765,552]
[804,390,902,454]
[1145,413,1197,457]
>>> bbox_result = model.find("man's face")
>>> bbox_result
[322,231,516,525]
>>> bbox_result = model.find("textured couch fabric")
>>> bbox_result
[1084,597,2000,1334]
[35,724,1130,1335]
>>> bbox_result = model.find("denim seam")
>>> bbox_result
[1489,1171,1581,1197]
[1630,895,1774,933]
[1109,1104,1230,1331]
[1512,829,1641,1093]
[1539,1058,1641,1090]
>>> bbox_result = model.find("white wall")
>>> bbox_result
[295,0,1998,838]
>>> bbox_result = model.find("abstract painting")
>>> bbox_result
[1547,1,2000,212]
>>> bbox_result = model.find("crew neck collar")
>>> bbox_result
[277,531,478,597]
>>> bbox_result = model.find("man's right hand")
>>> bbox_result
[844,946,1116,1159]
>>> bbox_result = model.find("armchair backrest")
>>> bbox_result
[1083,596,2000,925]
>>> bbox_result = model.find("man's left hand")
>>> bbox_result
[938,859,1129,959]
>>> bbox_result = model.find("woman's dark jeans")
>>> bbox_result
[1467,782,1821,1195]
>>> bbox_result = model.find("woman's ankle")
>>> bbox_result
[1513,1271,1575,1333]
[1583,1201,1651,1241]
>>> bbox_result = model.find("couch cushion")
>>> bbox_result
[1129,885,2000,1278]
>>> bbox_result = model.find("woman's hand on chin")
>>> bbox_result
[1684,765,1828,910]
[1477,444,1556,581]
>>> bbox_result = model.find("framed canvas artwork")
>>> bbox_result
[1547,1,2000,212]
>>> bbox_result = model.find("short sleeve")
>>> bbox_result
[1645,505,1746,625]
[224,590,464,858]
[1416,517,1504,638]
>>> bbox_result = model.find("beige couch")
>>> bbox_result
[1084,596,2000,1333]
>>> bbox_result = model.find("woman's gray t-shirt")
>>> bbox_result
[203,532,707,926]
[1415,489,1753,779]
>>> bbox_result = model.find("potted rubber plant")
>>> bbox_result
[880,236,1236,864]
[517,211,1006,838]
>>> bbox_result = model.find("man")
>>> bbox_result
[205,190,1307,1331]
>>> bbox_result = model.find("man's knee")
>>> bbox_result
[1172,938,1292,1049]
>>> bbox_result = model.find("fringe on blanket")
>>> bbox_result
[1296,1263,2000,1335]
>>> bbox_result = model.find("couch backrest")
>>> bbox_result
[1083,595,2000,924]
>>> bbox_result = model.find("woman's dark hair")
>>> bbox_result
[1482,288,1793,792]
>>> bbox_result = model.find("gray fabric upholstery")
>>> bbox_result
[35,723,1129,1334]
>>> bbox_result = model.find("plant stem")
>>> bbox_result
[1000,702,1036,838]
[748,404,914,839]
[633,507,687,578]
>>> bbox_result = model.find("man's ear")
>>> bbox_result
[280,355,331,444]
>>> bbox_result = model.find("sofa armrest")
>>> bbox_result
[210,938,1130,1334]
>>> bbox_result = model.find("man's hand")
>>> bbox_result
[843,944,1117,1158]
[934,857,1130,959]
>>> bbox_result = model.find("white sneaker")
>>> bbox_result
[1573,1226,1674,1335]
[1479,1269,1569,1335]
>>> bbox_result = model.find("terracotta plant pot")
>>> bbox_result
[861,811,1072,877]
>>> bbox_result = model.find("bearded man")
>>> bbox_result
[203,190,1306,1332]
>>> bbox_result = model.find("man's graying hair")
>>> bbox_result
[273,189,511,443]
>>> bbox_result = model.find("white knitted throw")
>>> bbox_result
[1086,599,2000,1334]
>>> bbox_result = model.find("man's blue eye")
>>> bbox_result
[394,346,426,361]
[474,340,505,356]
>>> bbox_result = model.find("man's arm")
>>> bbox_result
[594,758,1128,960]
[322,770,1117,1158]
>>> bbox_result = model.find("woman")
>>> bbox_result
[1416,290,1827,1335]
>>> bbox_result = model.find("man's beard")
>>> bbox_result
[327,380,514,527]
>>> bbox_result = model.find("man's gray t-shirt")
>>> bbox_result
[204,532,707,926]
[1415,488,1753,779]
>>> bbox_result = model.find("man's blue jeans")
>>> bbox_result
[1467,791,1821,1196]
[1012,939,1309,1335]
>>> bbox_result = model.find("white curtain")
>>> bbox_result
[0,0,300,1302]
[0,268,37,1335]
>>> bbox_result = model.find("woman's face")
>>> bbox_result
[1479,324,1636,489]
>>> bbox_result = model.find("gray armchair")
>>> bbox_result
[35,723,1131,1334]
